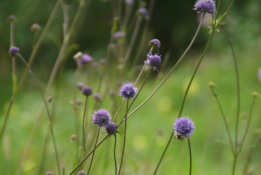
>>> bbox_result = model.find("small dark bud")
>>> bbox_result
[9,46,19,56]
[82,86,92,96]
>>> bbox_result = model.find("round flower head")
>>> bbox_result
[149,39,161,50]
[74,52,92,66]
[113,32,126,39]
[45,171,55,175]
[125,0,133,5]
[258,68,261,82]
[137,8,148,16]
[77,83,84,90]
[93,93,102,102]
[9,46,19,56]
[194,0,216,14]
[7,15,16,22]
[145,54,161,71]
[82,86,92,96]
[92,109,111,127]
[77,170,86,175]
[119,83,137,99]
[105,122,118,135]
[31,23,41,32]
[174,117,195,138]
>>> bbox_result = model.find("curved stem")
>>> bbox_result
[210,87,235,155]
[188,138,192,175]
[153,132,173,175]
[114,135,118,175]
[87,127,101,175]
[118,100,129,175]
[16,53,61,175]
[82,96,88,153]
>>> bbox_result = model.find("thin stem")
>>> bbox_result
[87,127,101,175]
[118,100,129,175]
[114,135,118,175]
[210,87,235,155]
[188,138,192,175]
[124,14,204,122]
[153,132,173,175]
[16,53,61,175]
[82,96,88,153]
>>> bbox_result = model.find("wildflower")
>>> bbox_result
[193,0,216,14]
[31,23,41,32]
[113,32,126,39]
[77,83,84,90]
[92,109,111,127]
[137,8,148,16]
[174,117,195,138]
[45,171,54,175]
[74,52,92,66]
[258,68,261,82]
[9,46,19,56]
[82,86,93,96]
[119,83,137,99]
[77,170,86,175]
[7,15,16,22]
[145,54,161,71]
[105,122,118,135]
[149,39,161,50]
[125,0,133,5]
[93,93,102,102]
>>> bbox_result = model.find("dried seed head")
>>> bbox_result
[7,15,16,22]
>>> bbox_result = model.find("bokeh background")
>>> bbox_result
[0,0,261,174]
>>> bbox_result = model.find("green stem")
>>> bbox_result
[87,127,101,175]
[114,135,118,175]
[82,96,88,153]
[118,100,129,175]
[188,138,192,175]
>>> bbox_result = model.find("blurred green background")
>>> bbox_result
[0,0,261,174]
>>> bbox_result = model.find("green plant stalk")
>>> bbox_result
[114,135,118,175]
[210,87,235,154]
[87,127,101,175]
[118,100,129,175]
[82,96,89,154]
[16,53,61,175]
[0,1,60,144]
[188,138,192,175]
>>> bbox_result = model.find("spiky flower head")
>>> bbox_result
[45,171,55,175]
[92,109,111,127]
[93,93,102,102]
[82,86,92,96]
[149,39,161,51]
[145,54,161,71]
[119,83,137,99]
[258,68,261,82]
[174,117,195,138]
[76,170,86,175]
[105,122,118,135]
[194,0,216,14]
[9,46,19,56]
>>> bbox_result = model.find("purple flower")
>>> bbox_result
[74,52,92,66]
[77,170,86,175]
[119,83,137,99]
[145,54,161,71]
[125,0,133,5]
[92,109,111,127]
[93,93,102,102]
[82,86,92,96]
[258,68,261,82]
[137,8,148,16]
[149,39,161,50]
[113,32,126,39]
[77,83,84,90]
[45,171,55,175]
[174,117,195,138]
[194,0,216,14]
[105,122,118,135]
[9,46,19,56]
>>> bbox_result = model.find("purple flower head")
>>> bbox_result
[74,52,92,66]
[9,46,19,56]
[82,86,92,96]
[145,54,161,71]
[45,171,55,175]
[149,39,161,50]
[194,0,216,14]
[174,117,195,138]
[258,68,261,82]
[93,93,102,102]
[137,8,148,16]
[77,170,86,175]
[113,32,126,39]
[92,109,111,127]
[125,0,133,5]
[119,83,137,99]
[105,122,118,135]
[77,83,84,90]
